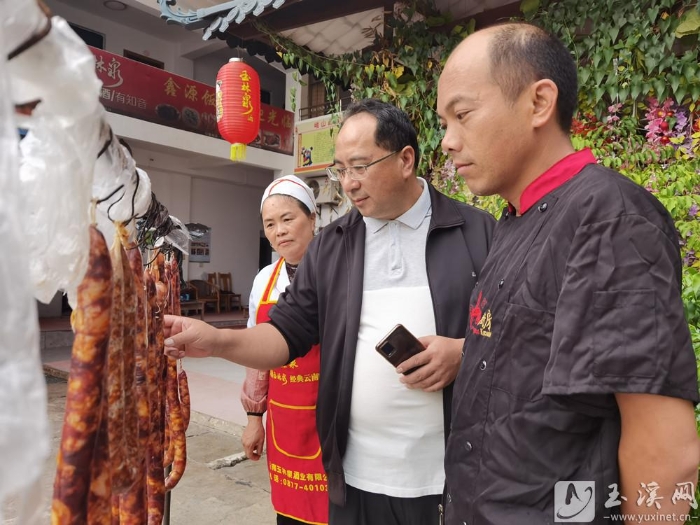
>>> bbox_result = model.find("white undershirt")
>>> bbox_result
[343,179,445,497]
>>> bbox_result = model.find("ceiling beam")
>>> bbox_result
[226,0,390,40]
[470,1,521,28]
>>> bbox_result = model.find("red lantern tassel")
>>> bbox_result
[230,143,247,161]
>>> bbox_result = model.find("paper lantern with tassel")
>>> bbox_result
[216,58,261,161]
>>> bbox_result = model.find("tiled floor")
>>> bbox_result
[40,309,253,427]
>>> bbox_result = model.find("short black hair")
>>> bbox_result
[488,23,578,133]
[341,99,420,170]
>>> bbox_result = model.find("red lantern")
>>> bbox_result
[216,58,261,161]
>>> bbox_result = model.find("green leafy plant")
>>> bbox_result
[531,0,700,116]
[288,71,306,112]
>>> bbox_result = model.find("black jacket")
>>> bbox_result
[269,183,495,506]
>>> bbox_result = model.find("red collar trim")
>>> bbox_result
[513,149,596,214]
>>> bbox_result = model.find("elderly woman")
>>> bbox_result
[241,175,327,525]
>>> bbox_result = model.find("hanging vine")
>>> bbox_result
[528,0,700,115]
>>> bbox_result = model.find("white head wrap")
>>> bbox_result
[260,174,316,214]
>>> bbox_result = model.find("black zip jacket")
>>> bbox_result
[268,183,495,506]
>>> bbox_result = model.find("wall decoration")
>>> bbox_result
[186,222,211,263]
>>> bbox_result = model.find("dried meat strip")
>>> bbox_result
[163,396,174,469]
[145,270,165,525]
[51,225,112,525]
[107,237,130,493]
[170,260,190,431]
[120,242,139,488]
[119,234,149,525]
[164,356,187,491]
[86,399,112,525]
[164,264,172,315]
[177,368,190,432]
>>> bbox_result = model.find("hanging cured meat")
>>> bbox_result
[106,237,130,492]
[120,240,140,489]
[51,225,112,524]
[52,232,190,525]
[164,357,186,490]
[145,270,165,525]
[119,231,149,525]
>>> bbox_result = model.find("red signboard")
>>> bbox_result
[89,46,294,156]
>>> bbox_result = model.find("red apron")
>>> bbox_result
[257,258,328,524]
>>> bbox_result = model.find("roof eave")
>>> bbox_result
[158,0,287,36]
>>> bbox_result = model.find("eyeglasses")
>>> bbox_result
[326,150,400,182]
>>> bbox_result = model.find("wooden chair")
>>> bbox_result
[187,279,220,313]
[179,283,204,319]
[217,272,243,311]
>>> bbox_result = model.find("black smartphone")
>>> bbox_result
[375,324,425,375]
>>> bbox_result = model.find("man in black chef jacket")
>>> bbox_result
[427,20,700,525]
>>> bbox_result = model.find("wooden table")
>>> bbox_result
[180,300,204,319]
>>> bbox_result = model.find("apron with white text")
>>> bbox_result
[258,258,327,524]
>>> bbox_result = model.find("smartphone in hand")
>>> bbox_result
[375,324,425,375]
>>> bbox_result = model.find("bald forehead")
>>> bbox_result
[447,23,534,68]
[447,30,491,67]
[441,29,496,88]
[438,29,503,115]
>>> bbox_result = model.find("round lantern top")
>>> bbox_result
[229,58,242,63]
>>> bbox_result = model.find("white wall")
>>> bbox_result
[44,0,194,77]
[146,168,191,224]
[192,53,227,90]
[188,178,267,301]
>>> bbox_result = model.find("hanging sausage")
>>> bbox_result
[51,225,112,524]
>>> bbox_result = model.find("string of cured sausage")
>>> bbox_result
[121,237,140,491]
[120,225,149,524]
[145,268,165,525]
[106,238,130,493]
[165,258,187,490]
[51,224,112,524]
[162,262,175,470]
[51,222,191,525]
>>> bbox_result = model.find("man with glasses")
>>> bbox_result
[163,99,494,525]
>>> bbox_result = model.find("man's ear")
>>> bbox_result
[399,146,416,176]
[530,79,559,130]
